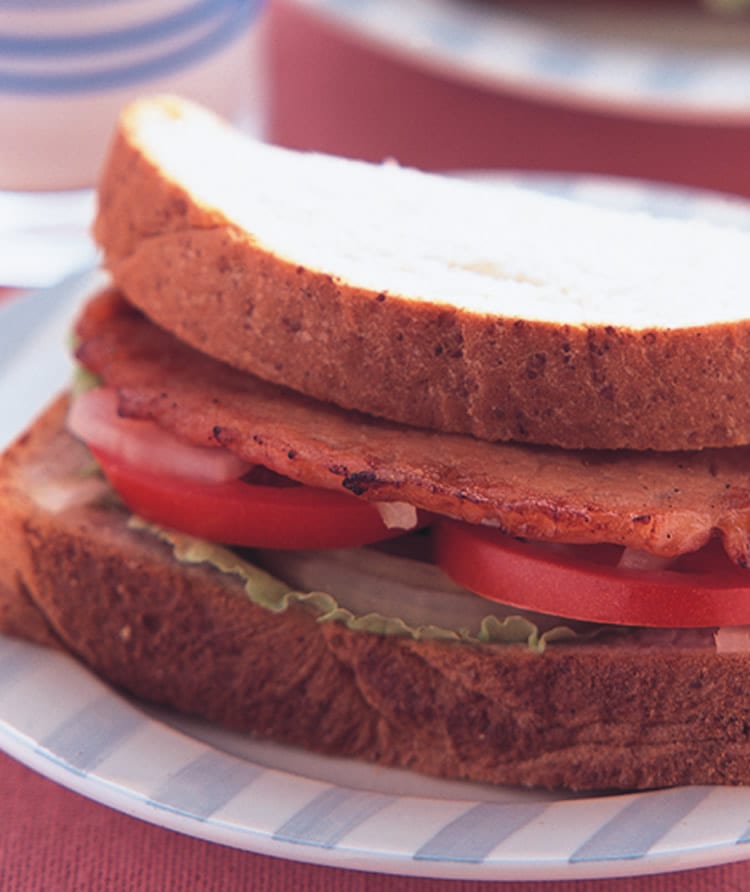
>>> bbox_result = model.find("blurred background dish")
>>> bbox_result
[280,0,750,121]
[267,0,750,197]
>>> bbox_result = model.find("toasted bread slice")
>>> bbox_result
[96,96,750,451]
[4,397,750,790]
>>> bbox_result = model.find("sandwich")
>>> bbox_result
[4,96,750,792]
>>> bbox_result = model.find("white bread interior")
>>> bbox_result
[125,100,750,328]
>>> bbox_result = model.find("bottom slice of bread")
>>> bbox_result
[2,395,750,792]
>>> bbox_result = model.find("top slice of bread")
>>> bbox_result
[95,96,750,450]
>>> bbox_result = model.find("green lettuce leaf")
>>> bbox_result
[129,517,593,652]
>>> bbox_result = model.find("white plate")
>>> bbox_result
[288,0,750,122]
[4,178,750,881]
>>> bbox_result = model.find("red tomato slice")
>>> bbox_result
[433,518,750,628]
[92,448,406,550]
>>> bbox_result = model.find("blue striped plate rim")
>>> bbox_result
[2,634,750,880]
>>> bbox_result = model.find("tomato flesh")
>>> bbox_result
[93,448,406,550]
[434,519,750,628]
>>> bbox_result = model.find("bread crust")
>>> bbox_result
[4,397,750,791]
[94,99,750,451]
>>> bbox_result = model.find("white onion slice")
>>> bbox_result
[255,546,584,636]
[374,501,418,530]
[617,548,675,571]
[29,476,112,514]
[254,547,724,648]
[67,388,251,484]
[715,626,750,653]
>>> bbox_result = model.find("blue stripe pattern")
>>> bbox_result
[0,0,241,56]
[273,788,395,848]
[641,59,704,94]
[735,824,750,845]
[39,696,143,773]
[152,750,262,819]
[415,801,548,862]
[531,41,592,80]
[0,640,46,686]
[570,787,710,862]
[0,1,145,8]
[424,16,480,54]
[0,0,262,95]
[324,0,375,12]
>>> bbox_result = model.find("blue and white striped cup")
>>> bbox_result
[0,0,266,190]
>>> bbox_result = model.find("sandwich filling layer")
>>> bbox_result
[68,290,750,640]
[74,290,750,564]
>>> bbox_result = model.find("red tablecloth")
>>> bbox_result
[5,3,750,888]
